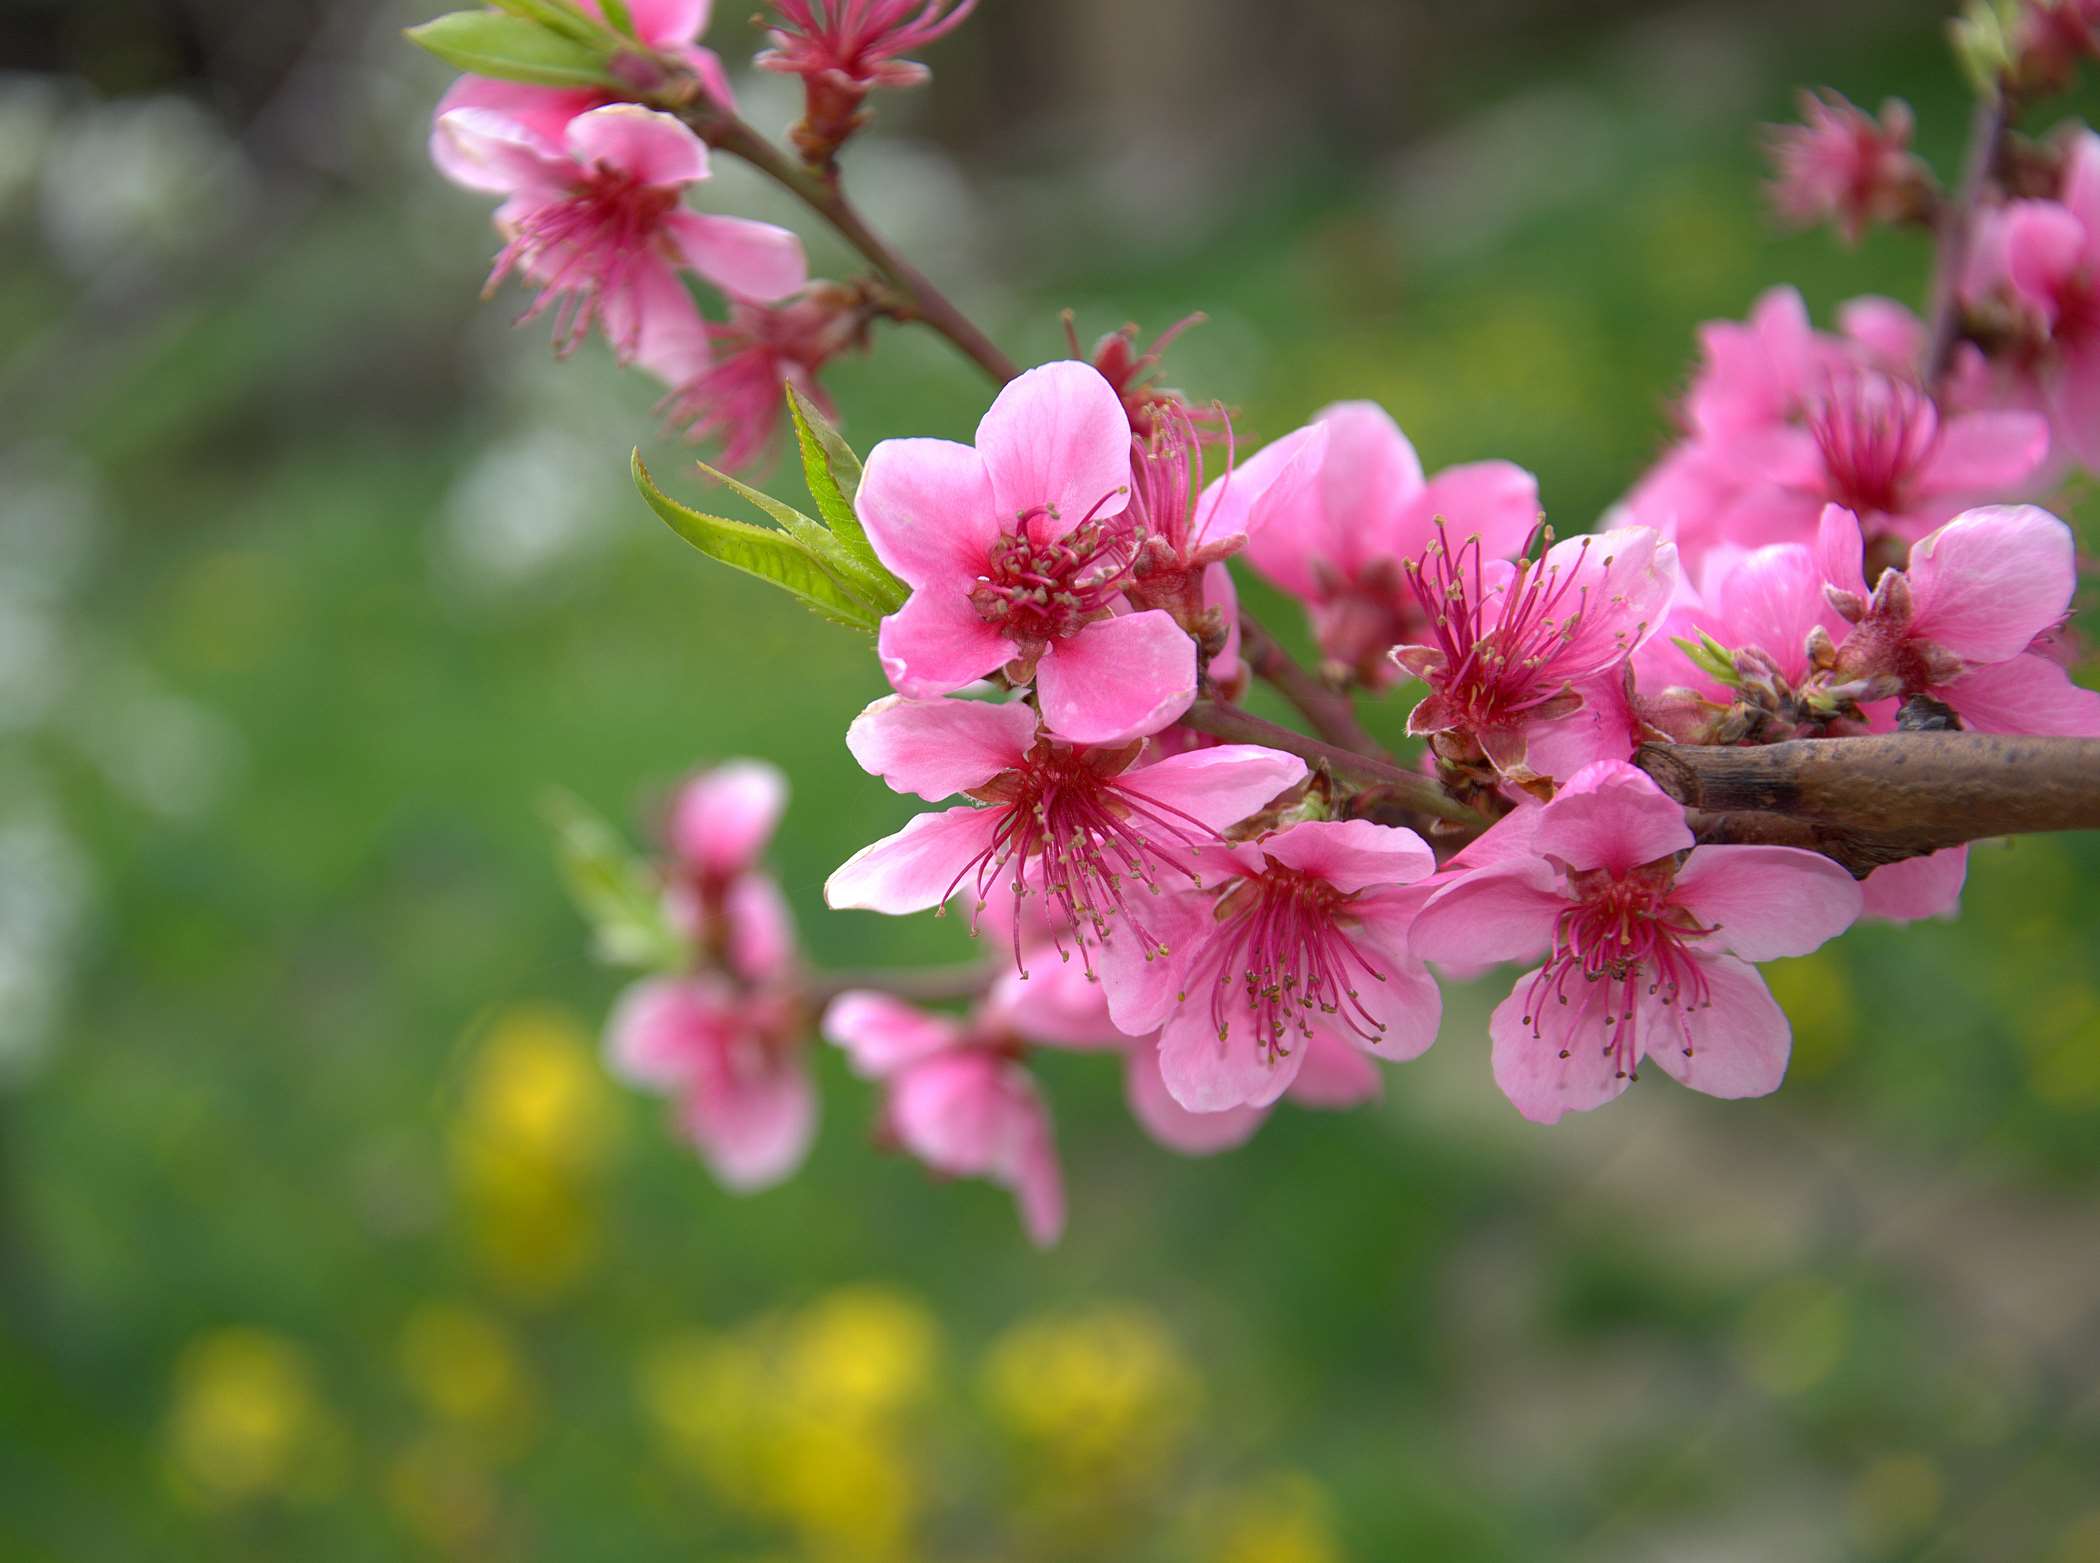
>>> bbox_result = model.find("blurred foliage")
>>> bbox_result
[1,4,2098,1561]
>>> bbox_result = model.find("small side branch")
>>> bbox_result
[1236,610,1384,758]
[1924,88,2012,382]
[1181,700,1485,827]
[1638,734,2100,874]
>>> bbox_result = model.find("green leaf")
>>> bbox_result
[406,11,615,87]
[596,0,639,39]
[632,451,883,633]
[692,457,906,615]
[1673,631,1742,689]
[542,791,685,971]
[786,386,885,582]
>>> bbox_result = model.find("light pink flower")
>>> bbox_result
[1639,538,1850,706]
[658,760,799,981]
[1987,131,2100,470]
[758,0,976,91]
[1765,90,1933,245]
[1819,502,2100,734]
[1411,761,1863,1123]
[605,976,815,1189]
[856,361,1201,744]
[825,695,1307,967]
[1240,401,1541,685]
[434,103,807,382]
[662,285,867,472]
[1391,525,1678,782]
[668,759,787,877]
[1093,818,1443,1113]
[822,989,1062,1245]
[1859,847,1969,924]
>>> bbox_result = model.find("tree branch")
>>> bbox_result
[1636,734,2100,875]
[1235,609,1384,757]
[1924,87,2012,384]
[807,960,995,1008]
[1180,699,1485,826]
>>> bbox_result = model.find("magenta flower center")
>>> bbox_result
[1522,861,1716,1080]
[490,168,679,358]
[1809,371,1938,516]
[968,500,1135,649]
[944,745,1214,974]
[1206,865,1388,1060]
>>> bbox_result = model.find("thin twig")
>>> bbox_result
[1180,699,1485,826]
[1924,87,2012,384]
[1235,609,1384,757]
[806,960,997,1008]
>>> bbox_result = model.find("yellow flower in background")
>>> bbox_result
[397,1302,538,1458]
[164,1328,348,1509]
[1196,1471,1345,1563]
[383,1429,502,1556]
[449,1004,616,1301]
[980,1305,1198,1480]
[784,1286,938,1424]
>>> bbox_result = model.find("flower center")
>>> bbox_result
[1522,861,1715,1080]
[489,168,679,358]
[968,497,1134,649]
[1206,864,1387,1061]
[1809,371,1938,518]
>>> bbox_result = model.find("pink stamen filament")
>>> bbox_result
[1204,867,1388,1062]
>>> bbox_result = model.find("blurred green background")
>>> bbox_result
[3,1,2100,1558]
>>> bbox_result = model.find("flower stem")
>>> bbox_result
[1924,86,2012,383]
[1180,699,1486,826]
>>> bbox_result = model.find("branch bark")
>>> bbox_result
[1235,610,1383,757]
[1924,88,2011,384]
[1637,734,2100,875]
[1180,699,1485,826]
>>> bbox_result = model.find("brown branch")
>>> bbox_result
[1636,735,2100,876]
[806,960,995,1008]
[1235,609,1383,757]
[1924,88,2012,384]
[1180,699,1485,827]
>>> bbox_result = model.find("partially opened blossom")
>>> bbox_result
[822,989,1062,1245]
[605,976,814,1188]
[1391,524,1678,783]
[856,361,1202,744]
[825,695,1307,968]
[1411,761,1863,1124]
[1094,819,1442,1113]
[434,104,807,381]
[1819,502,2100,735]
[663,284,870,471]
[661,760,799,981]
[1240,401,1541,685]
[759,1,977,163]
[1765,90,1935,245]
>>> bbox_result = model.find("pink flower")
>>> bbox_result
[605,976,815,1189]
[1411,761,1863,1123]
[1819,503,2100,735]
[1093,819,1443,1113]
[821,989,1062,1245]
[434,103,807,382]
[658,760,799,984]
[824,694,1307,967]
[1987,131,2100,470]
[1391,524,1678,782]
[663,285,869,471]
[759,0,977,92]
[1240,402,1541,685]
[2008,1,2100,94]
[856,361,1202,744]
[1765,90,1933,245]
[667,759,787,877]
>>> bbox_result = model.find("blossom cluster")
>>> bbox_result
[414,1,2100,1242]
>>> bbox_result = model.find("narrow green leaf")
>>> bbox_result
[543,790,685,971]
[597,0,639,39]
[406,11,614,87]
[689,456,903,613]
[633,451,880,633]
[786,387,885,589]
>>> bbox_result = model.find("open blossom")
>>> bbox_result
[857,361,1205,744]
[434,104,807,381]
[1392,524,1678,783]
[1241,402,1540,685]
[662,760,797,981]
[606,977,815,1189]
[662,284,870,471]
[1819,502,2100,735]
[822,988,1062,1246]
[1766,90,1934,245]
[825,695,1308,967]
[1411,761,1863,1123]
[1094,819,1443,1113]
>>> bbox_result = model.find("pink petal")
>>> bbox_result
[669,759,786,875]
[973,361,1132,536]
[664,212,809,302]
[887,1050,1016,1174]
[724,873,798,984]
[1006,1089,1065,1248]
[2046,343,2100,471]
[1670,845,1862,962]
[1906,505,2077,664]
[602,0,709,46]
[987,959,1124,1048]
[432,106,574,195]
[1409,863,1565,968]
[1488,975,1632,1124]
[1641,955,1789,1102]
[1339,922,1443,1063]
[1709,541,1838,686]
[1113,745,1309,834]
[2002,201,2090,319]
[682,1057,815,1191]
[821,990,961,1076]
[1156,988,1303,1112]
[1532,759,1694,873]
[1860,847,1968,923]
[564,104,707,187]
[1285,1033,1384,1108]
[1916,412,2048,498]
[1125,1042,1268,1154]
[1034,611,1197,745]
[876,585,1009,700]
[1193,422,1328,551]
[602,256,713,386]
[845,694,1035,800]
[1838,295,1926,369]
[824,805,1003,914]
[605,976,724,1089]
[1091,884,1215,1037]
[1255,818,1436,894]
[430,81,600,191]
[856,436,998,590]
[1540,526,1679,679]
[1941,653,2100,736]
[1815,503,1868,599]
[2064,129,2100,238]
[1519,678,1644,785]
[1311,400,1424,574]
[1405,459,1541,561]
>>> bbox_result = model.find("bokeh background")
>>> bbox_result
[4,1,2100,1558]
